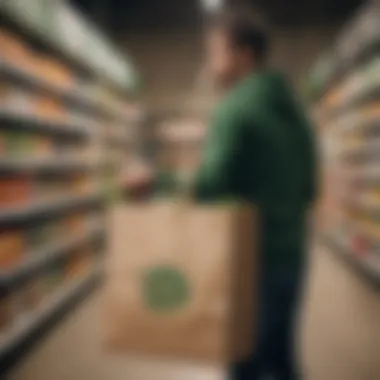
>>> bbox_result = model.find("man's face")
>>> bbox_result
[206,28,243,89]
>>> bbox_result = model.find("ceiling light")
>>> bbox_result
[200,0,223,12]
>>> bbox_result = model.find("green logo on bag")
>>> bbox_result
[143,266,190,312]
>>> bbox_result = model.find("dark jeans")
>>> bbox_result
[230,267,304,380]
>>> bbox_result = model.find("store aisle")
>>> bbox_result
[7,245,380,380]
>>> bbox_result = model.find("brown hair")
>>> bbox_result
[208,7,270,62]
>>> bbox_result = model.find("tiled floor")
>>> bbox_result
[8,246,380,380]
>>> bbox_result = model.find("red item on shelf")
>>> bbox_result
[351,235,369,257]
[0,229,25,269]
[0,176,33,207]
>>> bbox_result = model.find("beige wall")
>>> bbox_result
[124,25,338,115]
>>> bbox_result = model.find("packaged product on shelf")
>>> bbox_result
[341,72,361,101]
[34,136,54,158]
[359,104,380,137]
[0,291,22,334]
[325,86,342,109]
[26,223,51,252]
[80,143,99,163]
[22,277,46,313]
[76,80,98,103]
[0,132,4,156]
[66,214,85,235]
[0,286,29,333]
[365,220,380,241]
[362,58,380,90]
[86,211,103,231]
[34,56,74,90]
[37,178,70,202]
[0,29,29,64]
[0,229,25,270]
[351,234,370,257]
[1,131,35,157]
[43,261,65,296]
[65,248,91,280]
[53,139,76,158]
[0,85,34,114]
[0,83,14,108]
[0,291,13,333]
[71,175,92,195]
[0,176,33,207]
[34,95,65,122]
[72,143,87,161]
[29,217,68,250]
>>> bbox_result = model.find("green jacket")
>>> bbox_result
[194,69,318,270]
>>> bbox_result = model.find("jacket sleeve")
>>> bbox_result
[193,107,244,201]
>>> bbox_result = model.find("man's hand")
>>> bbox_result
[122,161,155,195]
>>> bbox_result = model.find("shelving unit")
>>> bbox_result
[310,1,380,287]
[0,266,103,375]
[0,0,140,375]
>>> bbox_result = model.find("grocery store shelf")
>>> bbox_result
[0,59,98,113]
[0,158,94,175]
[346,82,380,109]
[344,196,380,217]
[319,84,380,121]
[334,84,380,118]
[323,234,380,289]
[0,60,132,123]
[0,193,103,228]
[0,1,137,92]
[341,140,380,162]
[0,109,91,140]
[340,117,380,137]
[308,3,379,100]
[0,266,103,376]
[104,136,133,149]
[347,167,380,186]
[329,41,380,95]
[0,228,104,289]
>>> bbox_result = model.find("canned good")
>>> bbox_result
[22,278,46,312]
[3,131,34,157]
[0,176,32,207]
[0,229,25,270]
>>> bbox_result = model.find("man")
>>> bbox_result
[196,9,317,380]
[125,7,317,380]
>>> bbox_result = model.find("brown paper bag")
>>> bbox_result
[103,201,258,363]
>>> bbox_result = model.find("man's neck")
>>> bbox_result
[222,65,260,92]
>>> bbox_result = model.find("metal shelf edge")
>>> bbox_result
[0,268,103,376]
[322,234,380,290]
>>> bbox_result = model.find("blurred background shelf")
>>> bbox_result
[0,228,105,289]
[0,158,95,175]
[0,194,103,228]
[0,0,138,93]
[0,110,92,140]
[0,266,103,376]
[0,59,100,115]
[0,0,141,374]
[323,234,380,289]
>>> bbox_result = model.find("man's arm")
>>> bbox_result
[193,106,245,201]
